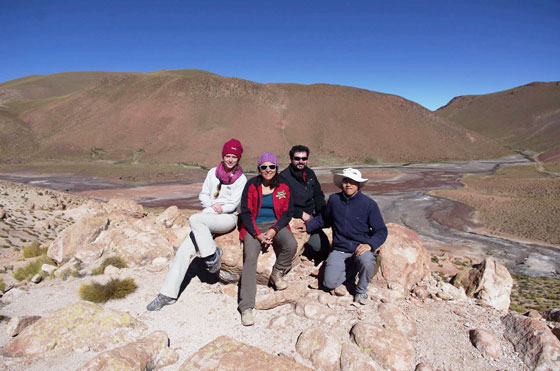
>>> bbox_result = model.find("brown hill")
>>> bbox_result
[436,82,560,152]
[1,70,507,166]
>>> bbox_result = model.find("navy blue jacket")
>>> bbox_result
[305,190,388,254]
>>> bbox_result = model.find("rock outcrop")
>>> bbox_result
[181,336,311,370]
[296,328,342,371]
[371,223,431,298]
[502,313,560,370]
[80,331,178,370]
[452,257,513,312]
[1,301,146,357]
[351,321,415,371]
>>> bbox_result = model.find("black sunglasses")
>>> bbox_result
[293,156,308,161]
[259,164,277,170]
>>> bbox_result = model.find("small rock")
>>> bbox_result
[524,309,542,319]
[31,274,42,283]
[415,363,434,371]
[412,285,429,300]
[469,329,501,359]
[6,316,42,337]
[41,264,57,275]
[542,308,560,322]
[0,208,6,219]
[151,257,168,266]
[2,288,26,302]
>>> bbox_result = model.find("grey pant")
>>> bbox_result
[306,229,330,254]
[160,212,237,299]
[323,249,376,294]
[238,222,297,311]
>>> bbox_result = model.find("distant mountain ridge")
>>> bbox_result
[0,70,508,165]
[436,81,560,152]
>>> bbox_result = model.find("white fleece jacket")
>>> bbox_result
[198,167,247,214]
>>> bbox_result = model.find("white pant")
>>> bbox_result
[160,212,237,298]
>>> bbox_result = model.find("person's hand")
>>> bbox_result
[355,243,372,256]
[301,211,311,222]
[256,233,273,246]
[263,229,276,242]
[293,220,307,233]
[211,203,224,213]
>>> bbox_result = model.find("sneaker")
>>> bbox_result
[353,293,368,305]
[205,247,222,274]
[268,267,287,291]
[241,309,255,326]
[146,294,176,311]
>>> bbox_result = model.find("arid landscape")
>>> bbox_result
[0,71,559,370]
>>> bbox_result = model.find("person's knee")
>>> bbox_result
[356,251,375,268]
[188,213,203,227]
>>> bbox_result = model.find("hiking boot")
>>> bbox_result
[353,293,368,305]
[241,309,255,326]
[146,294,176,311]
[269,267,287,291]
[205,247,222,274]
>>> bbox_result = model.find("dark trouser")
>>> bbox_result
[238,222,297,311]
[323,250,376,294]
[305,229,330,256]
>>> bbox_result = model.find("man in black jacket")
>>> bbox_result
[280,145,329,258]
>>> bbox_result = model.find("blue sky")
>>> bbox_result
[1,0,559,110]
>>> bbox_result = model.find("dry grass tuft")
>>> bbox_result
[22,242,48,258]
[79,278,137,303]
[13,255,55,281]
[91,256,127,275]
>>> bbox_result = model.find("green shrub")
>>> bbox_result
[79,278,137,303]
[13,256,55,281]
[22,242,48,258]
[0,276,5,292]
[362,156,381,165]
[91,256,127,275]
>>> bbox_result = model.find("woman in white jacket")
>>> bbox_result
[147,139,247,311]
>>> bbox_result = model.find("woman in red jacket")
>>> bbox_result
[238,152,297,326]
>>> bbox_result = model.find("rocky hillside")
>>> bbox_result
[0,70,507,165]
[436,81,560,152]
[0,181,559,370]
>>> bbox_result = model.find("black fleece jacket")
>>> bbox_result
[279,165,325,218]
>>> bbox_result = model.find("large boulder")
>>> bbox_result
[76,216,175,267]
[47,215,109,264]
[378,302,418,338]
[180,336,311,370]
[502,313,560,371]
[296,328,342,371]
[452,257,513,312]
[80,331,178,370]
[469,329,501,359]
[1,301,147,357]
[371,223,431,298]
[340,342,383,370]
[351,321,415,371]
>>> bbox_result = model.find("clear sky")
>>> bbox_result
[1,0,559,110]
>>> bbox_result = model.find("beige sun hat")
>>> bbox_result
[333,168,368,189]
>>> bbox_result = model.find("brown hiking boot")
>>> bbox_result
[269,267,288,291]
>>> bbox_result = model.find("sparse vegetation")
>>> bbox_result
[510,274,560,313]
[22,242,48,258]
[432,164,560,245]
[362,156,381,165]
[79,278,137,303]
[0,276,5,292]
[13,255,55,281]
[91,256,127,275]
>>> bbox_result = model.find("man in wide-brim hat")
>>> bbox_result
[296,167,388,305]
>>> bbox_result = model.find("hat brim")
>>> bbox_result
[333,173,368,189]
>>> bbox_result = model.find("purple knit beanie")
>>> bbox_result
[258,152,279,167]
